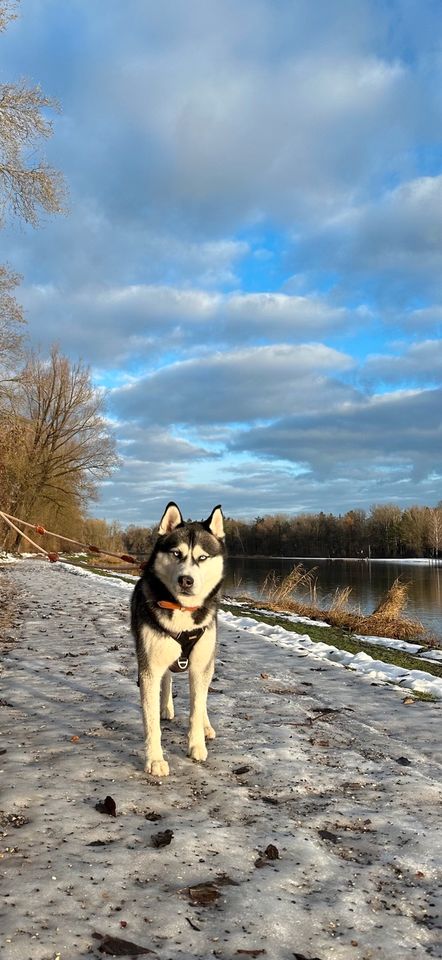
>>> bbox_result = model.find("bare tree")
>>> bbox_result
[122,525,155,556]
[0,0,18,33]
[0,0,66,227]
[3,346,119,536]
[427,506,442,558]
[0,0,66,379]
[82,518,124,554]
[0,78,65,226]
[0,263,24,379]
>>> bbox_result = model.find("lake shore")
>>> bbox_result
[1,559,442,960]
[225,555,442,642]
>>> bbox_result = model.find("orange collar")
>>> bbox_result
[157,600,200,613]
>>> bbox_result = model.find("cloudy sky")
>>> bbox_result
[2,0,442,524]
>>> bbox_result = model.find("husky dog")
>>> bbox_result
[131,501,225,777]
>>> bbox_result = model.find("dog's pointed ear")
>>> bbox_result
[158,502,183,535]
[204,504,225,540]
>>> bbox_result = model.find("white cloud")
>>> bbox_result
[364,339,442,384]
[112,343,355,425]
[115,423,212,462]
[399,306,442,334]
[19,283,357,364]
[232,386,442,482]
[304,175,442,303]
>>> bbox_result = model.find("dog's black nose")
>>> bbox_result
[178,575,194,589]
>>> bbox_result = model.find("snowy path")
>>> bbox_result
[1,560,441,960]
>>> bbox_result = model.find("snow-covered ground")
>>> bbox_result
[1,559,442,960]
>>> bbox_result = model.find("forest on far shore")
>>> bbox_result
[57,502,441,564]
[222,505,442,559]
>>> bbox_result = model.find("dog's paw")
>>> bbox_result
[188,742,208,762]
[146,759,170,777]
[204,723,216,740]
[161,706,175,720]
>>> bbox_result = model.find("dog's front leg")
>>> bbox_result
[188,657,215,762]
[139,671,169,777]
[160,671,174,719]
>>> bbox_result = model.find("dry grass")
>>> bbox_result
[357,577,427,642]
[370,578,409,618]
[0,569,18,651]
[245,568,434,645]
[261,563,317,604]
[355,612,427,643]
[329,585,353,615]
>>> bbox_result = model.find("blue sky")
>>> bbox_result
[1,0,442,524]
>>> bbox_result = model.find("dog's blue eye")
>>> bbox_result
[198,555,208,562]
[171,550,182,559]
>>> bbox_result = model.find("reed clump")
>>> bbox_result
[369,578,409,619]
[248,566,432,644]
[329,585,353,615]
[261,563,317,604]
[360,578,427,642]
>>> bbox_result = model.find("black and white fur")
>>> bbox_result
[131,502,225,777]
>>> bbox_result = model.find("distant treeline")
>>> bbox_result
[222,505,442,559]
[86,502,442,562]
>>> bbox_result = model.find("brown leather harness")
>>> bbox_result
[136,601,206,685]
[157,599,206,673]
[168,626,206,673]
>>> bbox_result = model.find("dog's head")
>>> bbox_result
[152,502,225,605]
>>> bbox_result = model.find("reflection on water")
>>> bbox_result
[225,556,442,640]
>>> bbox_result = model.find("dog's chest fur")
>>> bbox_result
[155,606,213,636]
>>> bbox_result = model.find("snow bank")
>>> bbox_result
[220,611,442,699]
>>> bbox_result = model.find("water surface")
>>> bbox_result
[225,556,442,641]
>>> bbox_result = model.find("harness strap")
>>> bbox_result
[136,626,206,685]
[169,627,206,673]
